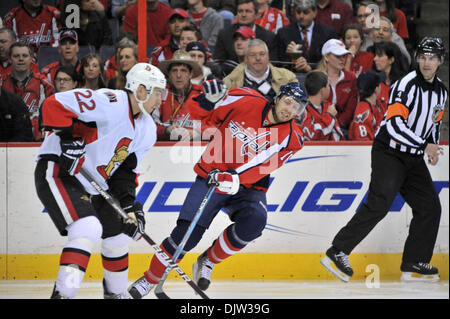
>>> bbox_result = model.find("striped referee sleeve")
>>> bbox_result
[385,72,426,148]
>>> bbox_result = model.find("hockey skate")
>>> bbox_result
[50,284,69,299]
[128,275,155,299]
[320,247,354,282]
[400,262,439,282]
[103,279,131,299]
[192,251,215,291]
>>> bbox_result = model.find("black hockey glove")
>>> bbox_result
[59,138,86,175]
[194,80,227,110]
[122,202,145,241]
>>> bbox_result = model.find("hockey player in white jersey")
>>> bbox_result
[34,63,166,298]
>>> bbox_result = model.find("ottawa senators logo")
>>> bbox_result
[97,138,132,179]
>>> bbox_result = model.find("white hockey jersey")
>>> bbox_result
[37,88,157,194]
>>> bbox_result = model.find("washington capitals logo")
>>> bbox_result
[354,110,370,123]
[229,120,270,156]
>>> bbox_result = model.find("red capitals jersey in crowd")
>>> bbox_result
[348,99,386,141]
[326,70,358,129]
[1,60,39,79]
[345,51,374,78]
[152,84,203,140]
[3,5,61,56]
[187,87,304,190]
[41,60,81,85]
[1,72,54,141]
[296,101,344,141]
[255,7,290,33]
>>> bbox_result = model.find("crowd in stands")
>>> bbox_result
[0,0,424,143]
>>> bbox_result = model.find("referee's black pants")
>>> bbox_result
[332,141,441,264]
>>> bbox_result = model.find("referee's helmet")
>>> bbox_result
[416,37,446,61]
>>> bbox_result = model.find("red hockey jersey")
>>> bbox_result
[296,101,344,141]
[3,5,61,55]
[348,99,386,141]
[187,87,304,190]
[255,7,290,33]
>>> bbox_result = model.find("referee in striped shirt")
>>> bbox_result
[321,37,448,283]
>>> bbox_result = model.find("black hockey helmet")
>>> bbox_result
[416,37,446,61]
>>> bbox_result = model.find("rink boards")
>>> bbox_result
[0,142,448,280]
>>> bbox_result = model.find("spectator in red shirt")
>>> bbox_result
[372,41,408,108]
[1,28,40,78]
[297,70,344,141]
[255,0,290,33]
[348,70,386,141]
[1,42,54,141]
[375,0,409,40]
[155,50,203,141]
[3,0,61,57]
[316,39,358,133]
[107,43,138,90]
[343,24,374,78]
[41,29,81,85]
[315,0,354,37]
[123,0,172,47]
[187,0,224,48]
[150,9,191,66]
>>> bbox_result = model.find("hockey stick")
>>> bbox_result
[78,168,209,299]
[154,185,215,299]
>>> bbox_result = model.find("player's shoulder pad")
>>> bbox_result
[290,122,304,149]
[228,87,268,102]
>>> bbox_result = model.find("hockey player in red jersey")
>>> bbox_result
[34,63,166,299]
[128,81,307,298]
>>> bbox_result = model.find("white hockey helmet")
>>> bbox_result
[125,63,166,116]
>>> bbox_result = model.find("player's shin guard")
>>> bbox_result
[101,233,131,298]
[54,216,102,298]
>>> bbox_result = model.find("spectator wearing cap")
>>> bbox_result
[1,42,54,141]
[187,41,214,84]
[150,9,191,66]
[154,50,203,141]
[0,27,39,79]
[61,0,113,51]
[275,0,337,73]
[123,0,172,47]
[218,26,255,77]
[315,0,355,37]
[296,70,344,141]
[187,0,224,48]
[316,39,358,133]
[213,0,277,63]
[343,24,374,78]
[348,70,386,140]
[255,0,290,33]
[0,77,33,142]
[41,29,81,86]
[224,38,297,101]
[3,0,61,57]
